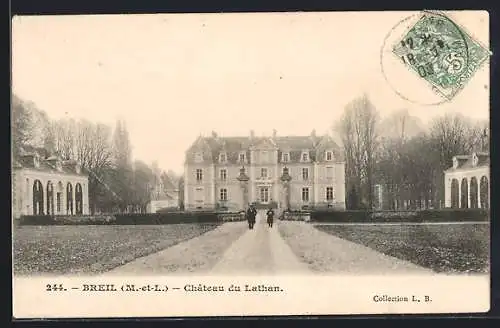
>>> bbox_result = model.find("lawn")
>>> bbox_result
[315,223,490,274]
[13,223,220,275]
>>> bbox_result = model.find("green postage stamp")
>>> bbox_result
[392,11,491,100]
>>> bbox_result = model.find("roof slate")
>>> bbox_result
[185,134,343,164]
[445,152,490,173]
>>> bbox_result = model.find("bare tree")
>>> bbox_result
[336,94,380,209]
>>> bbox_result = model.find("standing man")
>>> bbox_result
[266,206,275,228]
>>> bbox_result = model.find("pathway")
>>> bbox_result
[210,210,311,275]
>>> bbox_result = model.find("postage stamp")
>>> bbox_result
[392,11,491,100]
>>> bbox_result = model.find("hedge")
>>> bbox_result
[310,209,490,223]
[19,215,117,225]
[18,212,226,226]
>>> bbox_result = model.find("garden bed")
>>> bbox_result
[315,223,490,273]
[13,223,220,275]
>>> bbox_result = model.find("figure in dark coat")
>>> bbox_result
[246,205,257,230]
[266,207,275,228]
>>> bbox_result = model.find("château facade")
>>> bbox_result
[183,130,346,212]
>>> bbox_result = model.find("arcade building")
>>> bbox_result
[444,152,489,209]
[12,147,90,219]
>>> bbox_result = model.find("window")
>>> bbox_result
[220,188,228,201]
[220,169,227,181]
[219,153,227,163]
[260,187,269,203]
[261,168,268,178]
[302,168,309,180]
[302,188,310,202]
[196,169,203,182]
[326,151,333,161]
[302,152,309,162]
[56,193,61,212]
[326,187,334,201]
[326,167,334,179]
[195,153,203,163]
[239,153,246,163]
[282,153,289,162]
[66,183,73,215]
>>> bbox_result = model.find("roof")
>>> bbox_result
[12,146,87,177]
[162,174,179,191]
[185,132,343,164]
[444,152,490,173]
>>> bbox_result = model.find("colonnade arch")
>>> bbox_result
[449,175,489,209]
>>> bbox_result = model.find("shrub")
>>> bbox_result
[310,210,370,223]
[309,208,490,223]
[113,212,220,225]
[18,212,222,225]
[417,209,489,222]
[19,215,116,225]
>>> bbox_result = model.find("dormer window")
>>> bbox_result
[326,151,334,161]
[301,152,309,162]
[56,161,63,172]
[239,152,246,163]
[33,155,40,168]
[75,164,81,174]
[452,157,459,169]
[219,153,227,163]
[472,153,479,167]
[282,152,290,163]
[194,152,203,163]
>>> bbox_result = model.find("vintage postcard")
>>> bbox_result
[11,11,490,318]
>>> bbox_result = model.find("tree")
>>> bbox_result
[336,94,380,209]
[111,119,134,211]
[428,113,480,207]
[131,160,154,213]
[11,94,33,156]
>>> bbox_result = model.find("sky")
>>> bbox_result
[12,11,490,174]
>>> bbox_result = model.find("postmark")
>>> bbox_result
[391,11,491,101]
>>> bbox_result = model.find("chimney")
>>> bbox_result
[250,130,255,139]
[63,160,78,173]
[211,131,218,138]
[310,129,318,147]
[272,129,277,139]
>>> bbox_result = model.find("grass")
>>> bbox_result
[13,223,220,275]
[315,223,490,274]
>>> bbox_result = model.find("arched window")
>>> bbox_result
[56,182,64,214]
[460,178,468,209]
[33,180,44,215]
[451,179,459,208]
[470,177,478,209]
[480,176,489,209]
[66,183,74,215]
[75,183,83,215]
[46,181,54,215]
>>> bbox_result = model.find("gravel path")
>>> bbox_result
[210,211,311,275]
[104,222,248,275]
[279,221,435,274]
